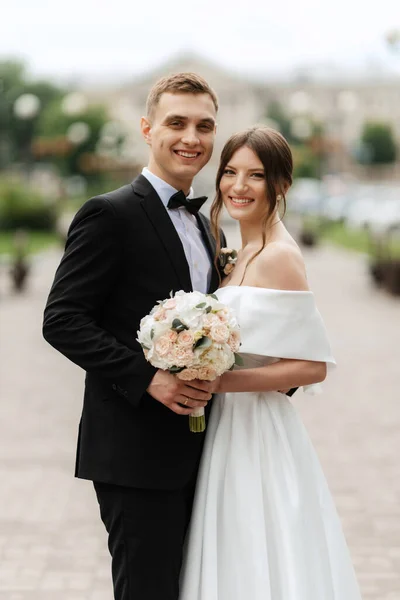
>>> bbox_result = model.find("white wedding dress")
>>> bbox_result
[180,286,362,600]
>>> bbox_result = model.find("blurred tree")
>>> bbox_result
[265,100,294,142]
[292,145,321,179]
[265,101,327,179]
[36,99,109,180]
[12,81,63,164]
[0,60,26,167]
[0,59,64,168]
[359,122,397,165]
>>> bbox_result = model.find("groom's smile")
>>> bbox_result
[141,91,217,192]
[173,150,201,160]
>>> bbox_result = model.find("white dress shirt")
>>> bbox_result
[141,168,212,293]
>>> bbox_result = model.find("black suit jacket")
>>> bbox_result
[43,175,226,490]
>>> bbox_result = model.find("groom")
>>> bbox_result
[43,73,224,600]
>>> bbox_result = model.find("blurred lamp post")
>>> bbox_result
[13,93,41,120]
[96,120,123,158]
[13,93,41,169]
[290,117,312,141]
[289,91,311,116]
[61,92,88,116]
[66,122,91,145]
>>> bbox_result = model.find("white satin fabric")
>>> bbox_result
[179,286,361,600]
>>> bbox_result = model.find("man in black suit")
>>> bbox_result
[43,73,224,600]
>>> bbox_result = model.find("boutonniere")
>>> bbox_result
[218,248,238,276]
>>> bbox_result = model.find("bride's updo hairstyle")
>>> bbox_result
[210,126,293,280]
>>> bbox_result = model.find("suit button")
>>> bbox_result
[123,391,128,398]
[112,384,117,391]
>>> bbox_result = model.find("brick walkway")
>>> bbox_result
[0,228,399,599]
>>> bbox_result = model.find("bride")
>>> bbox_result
[179,127,362,599]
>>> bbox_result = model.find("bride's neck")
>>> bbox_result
[239,211,281,250]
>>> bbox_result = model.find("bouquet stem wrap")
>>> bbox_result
[189,407,206,433]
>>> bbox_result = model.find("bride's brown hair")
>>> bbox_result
[210,126,293,283]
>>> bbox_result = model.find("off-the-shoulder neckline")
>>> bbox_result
[217,285,314,295]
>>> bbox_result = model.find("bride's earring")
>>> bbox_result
[276,194,282,202]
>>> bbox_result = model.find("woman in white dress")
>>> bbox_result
[180,127,362,599]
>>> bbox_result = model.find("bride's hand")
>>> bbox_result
[208,376,222,394]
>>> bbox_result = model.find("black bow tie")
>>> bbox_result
[167,190,208,215]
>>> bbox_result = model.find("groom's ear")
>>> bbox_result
[140,116,152,145]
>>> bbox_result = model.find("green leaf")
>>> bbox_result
[150,328,154,340]
[141,344,149,350]
[169,366,185,373]
[207,293,219,300]
[194,336,212,350]
[205,306,212,314]
[171,318,188,332]
[195,302,207,309]
[234,353,244,366]
[230,249,238,259]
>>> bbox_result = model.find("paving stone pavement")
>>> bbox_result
[0,225,399,599]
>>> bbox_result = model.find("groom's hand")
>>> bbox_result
[147,370,213,415]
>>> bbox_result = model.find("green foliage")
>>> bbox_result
[360,122,397,165]
[36,100,109,178]
[0,230,59,255]
[0,60,64,167]
[292,145,321,179]
[0,58,111,183]
[297,218,400,260]
[265,101,325,180]
[265,101,294,142]
[0,179,57,231]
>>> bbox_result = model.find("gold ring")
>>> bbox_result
[183,397,189,406]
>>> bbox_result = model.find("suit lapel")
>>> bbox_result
[133,175,193,292]
[196,212,220,293]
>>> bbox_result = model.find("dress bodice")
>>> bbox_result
[216,286,335,389]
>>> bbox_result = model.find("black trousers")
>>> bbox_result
[94,478,197,600]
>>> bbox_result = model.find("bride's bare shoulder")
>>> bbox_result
[255,241,309,291]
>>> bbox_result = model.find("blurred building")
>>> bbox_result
[84,53,266,191]
[84,53,400,184]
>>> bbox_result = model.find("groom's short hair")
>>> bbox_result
[146,72,219,117]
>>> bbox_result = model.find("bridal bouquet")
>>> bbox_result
[137,290,241,432]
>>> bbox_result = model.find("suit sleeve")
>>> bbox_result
[42,197,157,407]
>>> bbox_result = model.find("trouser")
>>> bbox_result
[93,478,196,600]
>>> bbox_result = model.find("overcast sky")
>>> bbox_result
[2,0,400,84]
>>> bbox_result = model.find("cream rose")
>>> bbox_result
[173,346,195,367]
[197,365,218,380]
[166,330,179,343]
[154,335,172,357]
[228,330,241,352]
[209,324,230,344]
[153,308,167,321]
[177,367,200,381]
[203,314,220,330]
[177,330,195,347]
[217,308,229,323]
